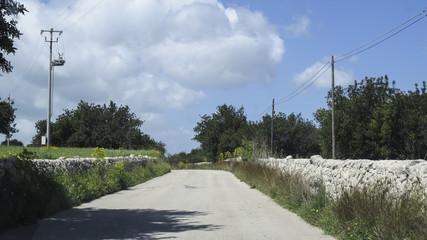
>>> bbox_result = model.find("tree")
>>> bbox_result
[32,100,165,151]
[0,96,18,141]
[397,81,427,159]
[0,1,27,74]
[254,112,320,158]
[193,104,248,162]
[315,76,427,159]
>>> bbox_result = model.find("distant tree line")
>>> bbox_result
[167,149,207,164]
[32,100,165,154]
[169,76,427,163]
[187,104,319,163]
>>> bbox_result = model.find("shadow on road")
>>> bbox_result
[1,208,222,240]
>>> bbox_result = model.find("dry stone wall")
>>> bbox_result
[0,155,155,182]
[260,155,427,199]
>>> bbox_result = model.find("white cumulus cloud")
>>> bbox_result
[2,0,285,150]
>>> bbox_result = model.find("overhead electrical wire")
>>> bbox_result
[255,105,272,120]
[11,0,102,94]
[276,64,331,106]
[254,62,331,119]
[255,8,427,119]
[63,0,106,31]
[335,8,427,62]
[9,35,45,95]
[48,0,82,29]
[276,61,331,105]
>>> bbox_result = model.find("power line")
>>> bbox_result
[254,61,331,119]
[276,61,331,105]
[254,61,330,119]
[335,9,427,62]
[48,0,82,29]
[263,8,426,115]
[255,105,272,119]
[63,0,106,31]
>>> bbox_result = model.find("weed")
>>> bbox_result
[91,147,106,160]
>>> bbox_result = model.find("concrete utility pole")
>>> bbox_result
[331,55,335,159]
[7,94,11,146]
[271,98,275,157]
[41,28,63,147]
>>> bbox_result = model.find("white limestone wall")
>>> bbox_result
[260,155,427,199]
[0,155,156,181]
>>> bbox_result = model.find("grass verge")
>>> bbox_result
[178,161,427,240]
[0,146,159,160]
[0,158,170,233]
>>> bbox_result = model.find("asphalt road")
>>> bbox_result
[1,170,335,240]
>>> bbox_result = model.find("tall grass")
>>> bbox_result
[333,184,427,240]
[182,161,427,240]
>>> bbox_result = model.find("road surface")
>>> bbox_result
[1,170,335,239]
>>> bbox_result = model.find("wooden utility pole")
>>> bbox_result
[41,28,63,147]
[271,98,275,157]
[331,55,335,159]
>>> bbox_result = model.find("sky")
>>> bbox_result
[1,0,426,154]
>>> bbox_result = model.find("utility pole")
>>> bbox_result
[7,94,11,146]
[331,55,335,159]
[271,98,275,157]
[41,28,63,147]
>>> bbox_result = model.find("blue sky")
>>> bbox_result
[1,0,426,154]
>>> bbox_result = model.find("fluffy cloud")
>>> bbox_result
[293,57,354,88]
[2,0,285,149]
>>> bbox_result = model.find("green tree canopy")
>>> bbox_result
[0,1,26,74]
[253,112,319,158]
[315,76,427,159]
[193,104,248,161]
[32,100,165,152]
